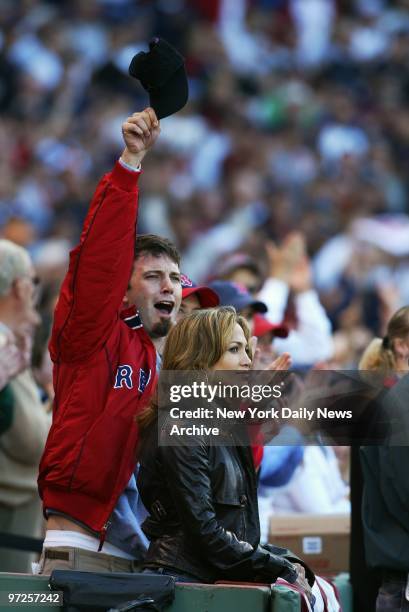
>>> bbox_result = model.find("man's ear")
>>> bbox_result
[11,278,24,301]
[122,294,130,307]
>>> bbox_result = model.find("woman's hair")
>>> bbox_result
[162,306,251,370]
[359,306,409,372]
[138,306,252,428]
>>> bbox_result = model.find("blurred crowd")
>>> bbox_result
[1,3,409,590]
[0,0,408,373]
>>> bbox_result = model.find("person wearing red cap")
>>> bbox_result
[178,274,220,320]
[252,313,289,368]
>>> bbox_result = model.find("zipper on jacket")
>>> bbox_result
[98,520,111,551]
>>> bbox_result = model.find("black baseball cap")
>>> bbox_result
[128,38,189,120]
[207,281,267,314]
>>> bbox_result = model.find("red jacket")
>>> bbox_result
[38,162,157,541]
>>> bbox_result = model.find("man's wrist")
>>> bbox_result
[119,157,142,172]
[120,147,146,169]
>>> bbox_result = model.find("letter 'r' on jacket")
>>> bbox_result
[38,162,157,538]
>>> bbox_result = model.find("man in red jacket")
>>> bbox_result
[37,108,183,574]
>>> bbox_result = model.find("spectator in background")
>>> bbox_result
[361,371,409,612]
[359,306,409,376]
[207,279,268,334]
[177,273,220,320]
[252,312,289,368]
[262,442,350,517]
[257,432,305,543]
[251,291,348,539]
[258,233,334,366]
[209,232,333,367]
[0,239,51,573]
[249,304,304,542]
[290,0,335,69]
[351,305,409,612]
[213,253,263,295]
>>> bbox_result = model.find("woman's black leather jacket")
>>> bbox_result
[137,421,310,584]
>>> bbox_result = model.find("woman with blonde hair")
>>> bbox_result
[358,305,409,375]
[137,306,314,595]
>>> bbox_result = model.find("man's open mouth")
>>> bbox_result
[154,301,174,316]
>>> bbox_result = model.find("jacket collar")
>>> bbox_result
[120,305,142,330]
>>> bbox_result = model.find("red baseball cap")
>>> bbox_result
[181,274,220,308]
[253,313,289,339]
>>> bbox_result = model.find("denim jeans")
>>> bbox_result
[377,577,409,612]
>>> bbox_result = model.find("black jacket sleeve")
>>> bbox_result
[160,440,297,583]
[262,543,315,586]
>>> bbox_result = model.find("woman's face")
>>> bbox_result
[393,335,409,372]
[211,323,251,371]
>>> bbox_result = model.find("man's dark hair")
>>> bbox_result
[134,234,180,266]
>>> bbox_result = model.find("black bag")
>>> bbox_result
[49,570,175,612]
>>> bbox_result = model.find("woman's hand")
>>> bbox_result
[265,352,292,371]
[251,337,292,372]
[292,563,315,607]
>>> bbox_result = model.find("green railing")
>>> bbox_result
[0,572,352,611]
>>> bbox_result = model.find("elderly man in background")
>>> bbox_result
[0,239,51,572]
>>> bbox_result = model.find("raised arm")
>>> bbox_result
[50,109,160,363]
[259,234,333,365]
